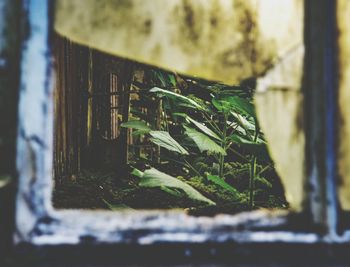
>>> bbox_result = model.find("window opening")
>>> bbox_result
[18,0,335,248]
[52,33,288,214]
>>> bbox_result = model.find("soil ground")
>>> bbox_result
[53,168,288,216]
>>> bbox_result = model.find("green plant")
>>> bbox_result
[149,86,268,207]
[121,69,284,210]
[135,168,216,206]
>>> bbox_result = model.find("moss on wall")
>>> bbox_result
[54,0,302,85]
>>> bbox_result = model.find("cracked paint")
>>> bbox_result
[16,0,315,247]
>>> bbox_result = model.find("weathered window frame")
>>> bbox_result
[15,0,348,254]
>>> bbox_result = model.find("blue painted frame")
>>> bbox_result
[14,0,348,248]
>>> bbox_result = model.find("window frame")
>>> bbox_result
[15,0,346,250]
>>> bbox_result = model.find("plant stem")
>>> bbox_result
[163,156,201,177]
[226,123,239,137]
[249,155,256,209]
[162,99,169,132]
[227,147,250,163]
[219,113,228,178]
[237,114,253,141]
[202,112,222,136]
[249,118,260,209]
[184,158,201,177]
[257,163,273,176]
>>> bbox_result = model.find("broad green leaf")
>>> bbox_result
[159,186,183,197]
[149,131,189,155]
[226,121,247,136]
[213,96,256,118]
[102,199,134,211]
[150,87,203,110]
[186,116,221,141]
[168,74,177,87]
[207,174,241,199]
[230,135,265,146]
[229,135,269,160]
[184,126,226,155]
[131,168,144,178]
[228,96,255,117]
[230,111,255,131]
[121,120,152,132]
[153,71,168,87]
[212,97,229,112]
[140,168,215,205]
[172,112,187,118]
[131,130,149,136]
[129,107,149,121]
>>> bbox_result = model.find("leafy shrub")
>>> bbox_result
[122,70,287,211]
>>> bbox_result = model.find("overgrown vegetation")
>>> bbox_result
[120,68,287,213]
[54,65,287,214]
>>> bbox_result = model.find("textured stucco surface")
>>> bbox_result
[55,0,302,86]
[337,0,350,211]
[255,45,305,211]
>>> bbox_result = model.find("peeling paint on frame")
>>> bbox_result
[15,0,342,248]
